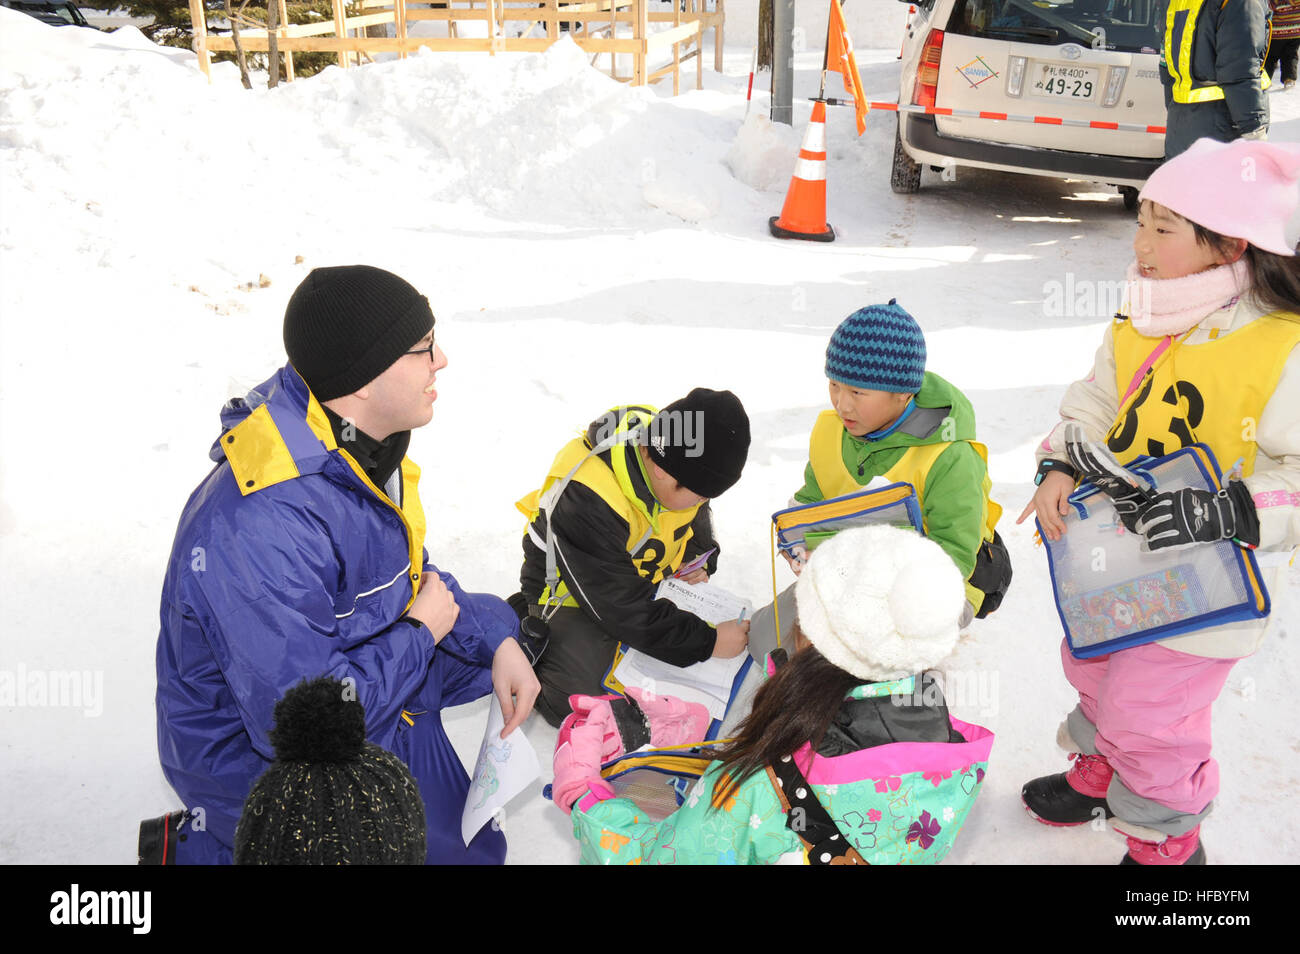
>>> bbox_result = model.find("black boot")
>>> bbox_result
[1022,754,1115,826]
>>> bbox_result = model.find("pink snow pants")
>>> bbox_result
[1060,638,1239,816]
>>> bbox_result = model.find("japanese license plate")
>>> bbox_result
[1031,64,1099,100]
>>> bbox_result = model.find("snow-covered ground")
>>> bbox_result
[2,3,1297,865]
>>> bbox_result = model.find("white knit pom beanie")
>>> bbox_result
[794,525,965,682]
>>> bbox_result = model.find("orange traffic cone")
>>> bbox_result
[769,100,835,242]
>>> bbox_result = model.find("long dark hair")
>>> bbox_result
[710,629,859,808]
[1188,219,1300,318]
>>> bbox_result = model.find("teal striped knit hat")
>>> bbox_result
[825,300,926,393]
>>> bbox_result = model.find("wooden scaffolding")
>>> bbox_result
[189,0,725,93]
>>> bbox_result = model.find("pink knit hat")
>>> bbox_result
[1139,138,1300,256]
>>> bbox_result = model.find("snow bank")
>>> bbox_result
[725,109,800,191]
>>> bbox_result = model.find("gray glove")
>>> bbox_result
[1063,422,1154,532]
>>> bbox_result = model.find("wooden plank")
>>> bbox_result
[201,35,644,53]
[395,0,407,60]
[633,0,647,86]
[485,0,498,55]
[331,0,347,67]
[671,0,679,96]
[644,21,699,47]
[240,12,394,39]
[278,0,295,80]
[404,8,636,22]
[713,0,723,73]
[187,0,211,79]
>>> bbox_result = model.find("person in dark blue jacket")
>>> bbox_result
[153,265,539,865]
[1158,0,1270,158]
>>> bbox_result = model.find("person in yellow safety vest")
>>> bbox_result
[1158,0,1271,158]
[787,301,1011,627]
[1020,138,1300,864]
[512,389,752,727]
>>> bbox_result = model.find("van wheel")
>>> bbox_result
[891,121,923,194]
[1119,186,1139,211]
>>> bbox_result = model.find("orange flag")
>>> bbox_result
[826,0,867,135]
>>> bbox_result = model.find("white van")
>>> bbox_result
[892,0,1167,206]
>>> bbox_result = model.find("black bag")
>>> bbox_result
[969,529,1012,619]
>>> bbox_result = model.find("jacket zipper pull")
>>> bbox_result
[857,463,866,477]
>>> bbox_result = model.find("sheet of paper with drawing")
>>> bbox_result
[461,695,541,845]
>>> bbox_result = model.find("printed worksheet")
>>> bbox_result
[654,577,752,625]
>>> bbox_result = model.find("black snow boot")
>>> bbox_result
[1022,753,1116,826]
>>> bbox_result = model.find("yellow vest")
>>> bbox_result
[516,415,703,608]
[808,410,1002,608]
[1164,0,1271,104]
[1104,313,1300,475]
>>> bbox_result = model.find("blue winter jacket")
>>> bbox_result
[155,365,512,864]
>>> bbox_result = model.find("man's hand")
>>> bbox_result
[408,572,459,642]
[1017,469,1075,542]
[712,619,750,658]
[493,638,540,738]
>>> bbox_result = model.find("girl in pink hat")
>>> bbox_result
[1018,137,1300,864]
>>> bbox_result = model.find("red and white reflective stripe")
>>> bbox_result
[848,99,1166,134]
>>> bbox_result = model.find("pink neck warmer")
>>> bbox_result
[1122,259,1250,336]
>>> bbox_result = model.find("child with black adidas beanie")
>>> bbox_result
[513,388,752,726]
[787,300,1010,625]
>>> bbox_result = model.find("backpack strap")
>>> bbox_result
[766,756,868,865]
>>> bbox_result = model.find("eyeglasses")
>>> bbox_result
[403,336,436,361]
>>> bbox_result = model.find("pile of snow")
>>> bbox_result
[725,110,801,192]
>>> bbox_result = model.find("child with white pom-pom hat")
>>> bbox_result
[549,524,994,865]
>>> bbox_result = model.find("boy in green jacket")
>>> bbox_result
[788,300,1010,624]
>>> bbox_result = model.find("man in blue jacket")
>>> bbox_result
[152,265,539,864]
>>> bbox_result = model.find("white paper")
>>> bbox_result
[461,695,541,845]
[612,648,747,720]
[654,577,753,625]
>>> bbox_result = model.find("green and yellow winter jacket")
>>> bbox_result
[794,372,998,608]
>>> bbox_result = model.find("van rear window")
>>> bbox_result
[947,0,1161,54]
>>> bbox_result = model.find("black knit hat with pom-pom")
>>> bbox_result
[234,677,426,865]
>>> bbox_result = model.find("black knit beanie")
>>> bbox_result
[234,677,426,865]
[646,388,751,499]
[283,265,435,401]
